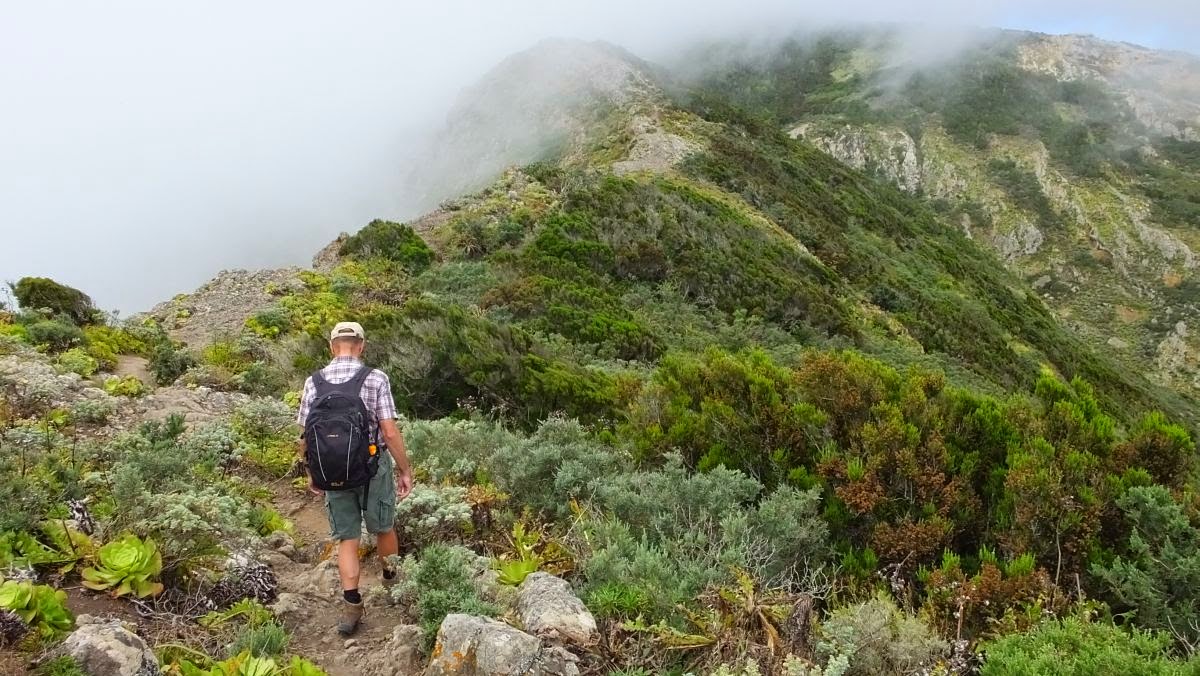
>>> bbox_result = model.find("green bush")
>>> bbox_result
[149,339,196,385]
[388,544,498,649]
[1091,486,1200,647]
[26,319,84,352]
[488,416,621,519]
[340,219,435,273]
[56,348,98,377]
[10,277,97,325]
[33,656,87,676]
[980,614,1198,675]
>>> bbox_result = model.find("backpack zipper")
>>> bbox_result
[346,426,353,482]
[314,434,329,483]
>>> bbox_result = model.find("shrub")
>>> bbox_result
[388,544,498,649]
[980,614,1197,675]
[102,375,146,397]
[404,417,516,485]
[489,415,621,519]
[149,340,196,385]
[1091,486,1200,646]
[56,348,98,377]
[10,277,97,325]
[105,418,254,562]
[393,485,472,547]
[339,220,435,273]
[816,592,948,676]
[26,320,84,352]
[81,324,150,370]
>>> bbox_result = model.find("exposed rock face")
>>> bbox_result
[425,614,579,676]
[60,615,160,676]
[516,573,597,648]
[789,123,922,193]
[994,221,1045,262]
[1016,33,1200,140]
[613,113,700,175]
[311,234,348,272]
[145,268,303,347]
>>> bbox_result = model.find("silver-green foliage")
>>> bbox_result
[816,593,948,676]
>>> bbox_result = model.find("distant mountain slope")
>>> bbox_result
[677,29,1200,402]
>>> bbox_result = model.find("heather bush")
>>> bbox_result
[148,339,196,385]
[1091,486,1200,647]
[10,277,96,326]
[980,614,1198,675]
[25,320,84,352]
[340,219,435,272]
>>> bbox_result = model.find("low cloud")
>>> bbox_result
[0,1,1194,311]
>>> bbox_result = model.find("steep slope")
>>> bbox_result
[692,29,1200,398]
[8,34,1200,676]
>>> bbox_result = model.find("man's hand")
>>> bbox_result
[395,470,413,500]
[307,476,324,496]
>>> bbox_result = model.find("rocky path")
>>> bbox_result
[266,483,423,676]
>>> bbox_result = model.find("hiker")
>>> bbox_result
[296,321,414,636]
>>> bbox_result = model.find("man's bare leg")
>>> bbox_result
[336,538,364,635]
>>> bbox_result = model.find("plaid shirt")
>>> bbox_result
[297,357,397,442]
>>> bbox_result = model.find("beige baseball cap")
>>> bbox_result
[329,321,365,341]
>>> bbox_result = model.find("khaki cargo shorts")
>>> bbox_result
[323,453,396,541]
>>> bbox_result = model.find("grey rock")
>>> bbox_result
[357,624,424,676]
[60,615,160,676]
[1107,337,1131,350]
[516,573,597,648]
[425,614,578,676]
[263,530,298,560]
[269,592,307,629]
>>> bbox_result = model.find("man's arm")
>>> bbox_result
[372,372,412,499]
[378,418,412,499]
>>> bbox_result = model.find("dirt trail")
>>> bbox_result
[113,355,154,387]
[269,483,416,676]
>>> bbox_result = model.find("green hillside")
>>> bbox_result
[3,31,1200,676]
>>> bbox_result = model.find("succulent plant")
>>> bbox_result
[0,579,73,638]
[81,534,164,598]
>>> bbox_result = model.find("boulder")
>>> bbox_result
[262,530,298,560]
[268,592,307,629]
[425,614,578,676]
[355,624,424,676]
[60,615,160,676]
[516,573,597,648]
[282,558,341,596]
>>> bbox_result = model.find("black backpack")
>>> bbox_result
[303,366,379,491]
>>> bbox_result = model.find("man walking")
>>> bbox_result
[297,321,413,636]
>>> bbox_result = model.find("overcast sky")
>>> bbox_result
[1,1,1196,312]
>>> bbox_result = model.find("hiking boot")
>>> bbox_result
[337,599,363,636]
[381,569,398,591]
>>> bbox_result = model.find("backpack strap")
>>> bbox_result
[310,365,372,396]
